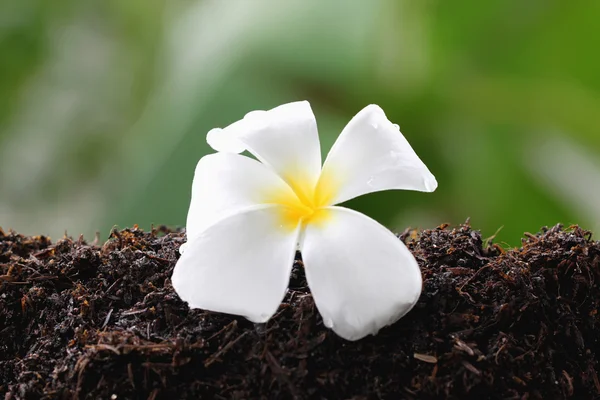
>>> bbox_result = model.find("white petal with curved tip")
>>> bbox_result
[206,101,321,197]
[173,205,300,323]
[301,207,422,341]
[318,104,437,205]
[206,122,247,154]
[184,153,296,250]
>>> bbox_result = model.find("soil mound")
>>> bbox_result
[1,223,599,399]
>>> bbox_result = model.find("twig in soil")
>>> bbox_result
[101,309,114,329]
[204,331,249,367]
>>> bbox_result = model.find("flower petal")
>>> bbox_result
[173,205,300,323]
[206,101,321,199]
[317,104,437,205]
[184,153,297,251]
[301,206,422,341]
[206,120,248,154]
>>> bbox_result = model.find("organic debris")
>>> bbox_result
[1,223,599,399]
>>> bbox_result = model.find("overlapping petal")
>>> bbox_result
[317,104,437,206]
[184,153,296,248]
[207,101,321,201]
[173,205,300,323]
[301,206,422,341]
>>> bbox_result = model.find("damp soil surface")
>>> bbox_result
[1,223,600,399]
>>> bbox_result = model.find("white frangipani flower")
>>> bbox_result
[172,101,437,341]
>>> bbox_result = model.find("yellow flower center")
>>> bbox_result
[265,172,335,231]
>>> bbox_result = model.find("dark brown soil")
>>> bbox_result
[1,222,599,399]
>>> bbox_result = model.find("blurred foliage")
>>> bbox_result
[1,0,599,245]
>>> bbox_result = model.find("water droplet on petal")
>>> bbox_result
[423,175,438,192]
[179,242,188,254]
[322,316,334,328]
[389,150,401,160]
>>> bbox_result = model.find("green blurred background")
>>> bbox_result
[1,0,599,246]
